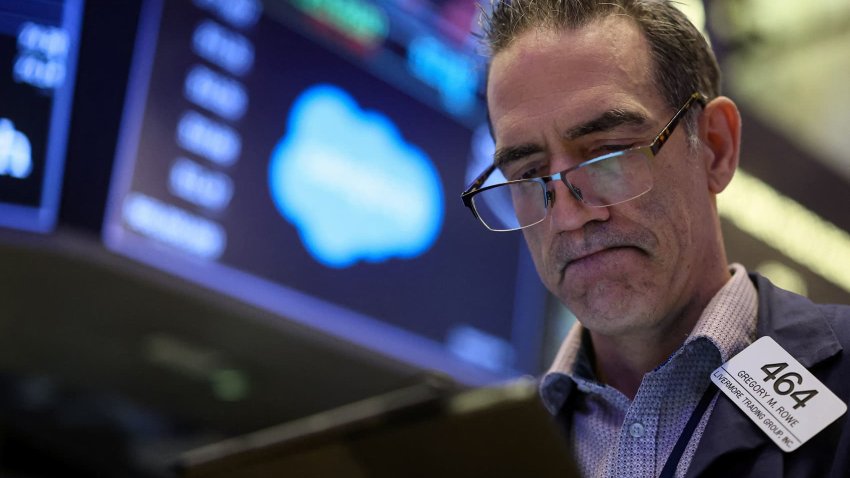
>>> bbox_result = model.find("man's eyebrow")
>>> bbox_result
[493,143,544,169]
[491,109,648,169]
[563,109,648,141]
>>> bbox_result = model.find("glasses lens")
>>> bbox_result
[472,180,547,231]
[566,150,653,206]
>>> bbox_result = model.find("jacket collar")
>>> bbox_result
[685,273,843,477]
[752,274,842,367]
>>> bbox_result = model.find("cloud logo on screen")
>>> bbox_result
[0,118,32,179]
[269,84,444,268]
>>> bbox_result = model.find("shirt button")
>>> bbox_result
[629,422,645,438]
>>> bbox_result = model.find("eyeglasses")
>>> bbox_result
[461,92,707,232]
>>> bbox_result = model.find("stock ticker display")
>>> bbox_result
[102,0,546,382]
[0,0,83,232]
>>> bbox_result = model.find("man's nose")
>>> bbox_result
[547,180,610,231]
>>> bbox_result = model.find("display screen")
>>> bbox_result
[0,0,83,232]
[103,0,545,383]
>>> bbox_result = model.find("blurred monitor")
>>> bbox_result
[0,0,83,232]
[177,377,579,478]
[102,0,545,384]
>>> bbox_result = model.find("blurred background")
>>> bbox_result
[0,0,847,475]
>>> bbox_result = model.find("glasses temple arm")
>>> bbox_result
[650,92,708,156]
[461,162,497,196]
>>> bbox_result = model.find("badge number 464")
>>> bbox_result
[711,337,847,452]
[760,362,818,410]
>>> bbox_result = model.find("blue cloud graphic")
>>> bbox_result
[269,84,444,268]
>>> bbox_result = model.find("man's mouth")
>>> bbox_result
[558,245,639,283]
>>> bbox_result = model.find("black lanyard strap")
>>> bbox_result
[658,385,719,478]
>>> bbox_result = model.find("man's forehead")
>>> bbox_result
[485,17,658,143]
[486,15,648,84]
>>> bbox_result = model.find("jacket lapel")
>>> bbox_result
[752,275,842,368]
[686,274,843,476]
[685,392,773,476]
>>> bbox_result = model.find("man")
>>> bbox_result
[460,0,850,476]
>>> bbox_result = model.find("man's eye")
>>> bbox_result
[593,144,636,155]
[504,164,542,181]
[519,167,541,179]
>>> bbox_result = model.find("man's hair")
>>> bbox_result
[482,0,720,126]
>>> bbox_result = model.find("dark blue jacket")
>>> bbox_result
[552,274,850,477]
[685,275,850,477]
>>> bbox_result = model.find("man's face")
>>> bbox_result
[487,17,721,339]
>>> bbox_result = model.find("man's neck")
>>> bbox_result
[589,325,695,399]
[588,269,732,399]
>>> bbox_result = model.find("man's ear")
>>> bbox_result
[699,96,741,194]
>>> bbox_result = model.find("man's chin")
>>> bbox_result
[576,312,651,338]
[563,283,654,330]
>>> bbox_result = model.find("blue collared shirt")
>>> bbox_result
[540,264,758,477]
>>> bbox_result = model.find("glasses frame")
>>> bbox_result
[461,92,707,231]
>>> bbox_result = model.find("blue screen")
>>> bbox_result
[0,0,84,232]
[103,0,546,384]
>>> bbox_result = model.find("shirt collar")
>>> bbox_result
[686,263,758,362]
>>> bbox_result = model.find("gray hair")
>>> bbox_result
[482,0,720,134]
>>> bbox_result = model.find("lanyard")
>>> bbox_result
[658,385,719,478]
